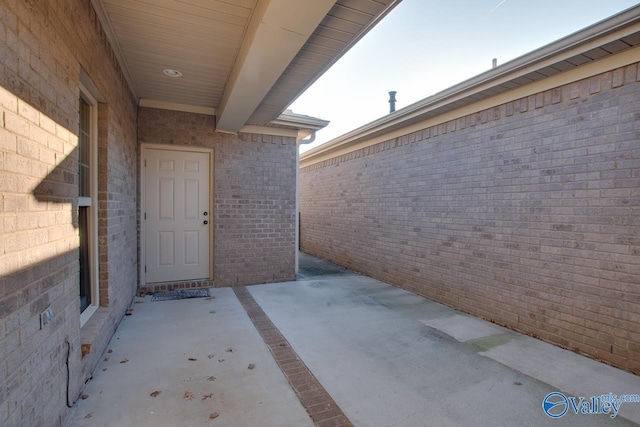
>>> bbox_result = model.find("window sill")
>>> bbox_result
[80,304,99,328]
[80,306,114,363]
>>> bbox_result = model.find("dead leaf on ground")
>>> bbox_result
[150,390,161,397]
[84,413,92,419]
[209,310,216,314]
[225,348,234,353]
[207,354,215,359]
[81,394,89,400]
[202,393,213,401]
[188,357,197,361]
[102,368,107,372]
[209,412,219,420]
[514,381,523,386]
[206,376,216,382]
[205,296,216,301]
[183,391,194,400]
[107,349,113,353]
[247,364,255,370]
[218,359,225,363]
[103,357,109,362]
[134,301,143,304]
[120,358,129,364]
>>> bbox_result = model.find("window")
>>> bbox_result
[79,86,99,325]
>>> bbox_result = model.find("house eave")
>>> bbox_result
[270,111,330,131]
[301,4,640,165]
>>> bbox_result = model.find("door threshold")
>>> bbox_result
[139,279,214,294]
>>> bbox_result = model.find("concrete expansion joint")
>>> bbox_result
[233,285,354,427]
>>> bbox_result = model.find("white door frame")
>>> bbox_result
[140,144,214,285]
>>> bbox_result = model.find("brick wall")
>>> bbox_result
[0,0,138,425]
[301,63,640,374]
[138,107,297,287]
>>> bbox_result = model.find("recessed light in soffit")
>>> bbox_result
[163,69,182,77]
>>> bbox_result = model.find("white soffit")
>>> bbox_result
[91,0,402,132]
[93,0,256,109]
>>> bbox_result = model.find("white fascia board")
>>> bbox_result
[271,112,330,131]
[239,125,298,138]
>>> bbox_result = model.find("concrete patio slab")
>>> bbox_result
[66,253,640,427]
[249,255,640,427]
[65,288,313,427]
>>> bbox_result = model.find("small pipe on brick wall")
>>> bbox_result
[295,130,317,275]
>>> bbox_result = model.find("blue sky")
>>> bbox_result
[292,0,640,152]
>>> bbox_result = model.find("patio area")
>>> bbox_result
[66,253,640,427]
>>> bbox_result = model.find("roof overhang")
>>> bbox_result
[215,0,336,133]
[301,4,640,166]
[270,110,330,131]
[91,0,402,134]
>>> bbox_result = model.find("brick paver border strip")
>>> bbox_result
[233,286,353,427]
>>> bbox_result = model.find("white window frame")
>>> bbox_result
[79,84,100,327]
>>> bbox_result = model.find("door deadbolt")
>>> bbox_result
[203,220,209,225]
[203,212,208,216]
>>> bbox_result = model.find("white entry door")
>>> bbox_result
[144,148,211,283]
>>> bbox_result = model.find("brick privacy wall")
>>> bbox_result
[138,107,297,286]
[0,0,137,426]
[301,63,640,374]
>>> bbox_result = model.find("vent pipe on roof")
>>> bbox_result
[388,91,397,113]
[492,58,498,69]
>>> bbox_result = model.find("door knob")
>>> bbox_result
[203,220,208,225]
[203,212,208,216]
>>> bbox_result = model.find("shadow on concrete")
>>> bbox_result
[296,251,353,280]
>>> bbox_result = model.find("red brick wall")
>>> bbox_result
[0,0,138,425]
[137,107,297,286]
[301,63,640,374]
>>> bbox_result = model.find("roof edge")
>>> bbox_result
[271,110,330,130]
[301,4,640,162]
